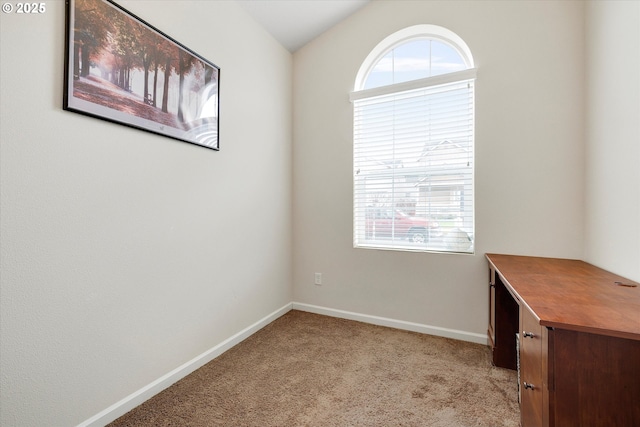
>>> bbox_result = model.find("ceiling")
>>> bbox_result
[236,0,370,52]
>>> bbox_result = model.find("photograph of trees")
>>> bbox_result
[65,0,219,150]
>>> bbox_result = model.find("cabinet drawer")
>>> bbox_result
[520,304,543,427]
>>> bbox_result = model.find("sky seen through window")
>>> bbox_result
[364,39,467,89]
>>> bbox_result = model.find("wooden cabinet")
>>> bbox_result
[486,254,640,427]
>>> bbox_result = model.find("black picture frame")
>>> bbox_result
[64,0,220,150]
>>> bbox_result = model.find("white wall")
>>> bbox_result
[584,0,640,281]
[292,1,586,335]
[0,1,292,426]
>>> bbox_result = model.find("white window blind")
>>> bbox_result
[353,77,475,253]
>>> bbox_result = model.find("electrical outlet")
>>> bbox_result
[314,273,322,285]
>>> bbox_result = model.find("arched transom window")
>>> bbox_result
[351,25,476,254]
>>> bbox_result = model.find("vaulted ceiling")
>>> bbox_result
[236,0,370,52]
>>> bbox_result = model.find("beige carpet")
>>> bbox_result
[109,310,519,426]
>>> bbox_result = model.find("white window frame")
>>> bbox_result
[351,25,476,254]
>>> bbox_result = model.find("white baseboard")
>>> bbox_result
[77,303,292,427]
[79,301,486,426]
[292,302,488,345]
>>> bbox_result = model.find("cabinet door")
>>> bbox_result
[520,304,544,427]
[551,329,640,426]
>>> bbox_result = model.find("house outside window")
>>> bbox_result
[351,25,476,254]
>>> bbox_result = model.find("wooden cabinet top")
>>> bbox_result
[486,254,640,341]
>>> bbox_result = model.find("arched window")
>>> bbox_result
[351,25,476,253]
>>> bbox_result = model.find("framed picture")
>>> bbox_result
[64,0,220,150]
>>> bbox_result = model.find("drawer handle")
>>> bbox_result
[523,382,535,390]
[523,331,536,338]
